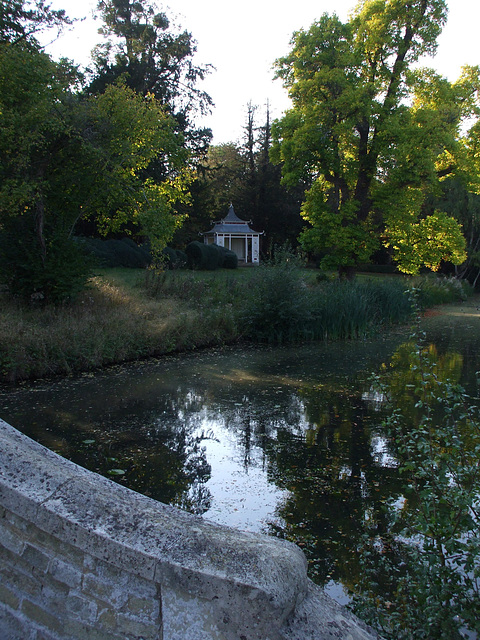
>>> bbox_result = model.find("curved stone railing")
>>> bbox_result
[0,418,378,640]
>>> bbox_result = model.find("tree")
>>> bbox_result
[0,42,190,301]
[184,104,304,254]
[88,0,212,155]
[271,1,471,276]
[0,0,72,46]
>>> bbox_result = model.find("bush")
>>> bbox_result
[160,247,187,270]
[240,255,311,343]
[80,237,151,268]
[412,275,472,307]
[0,221,92,303]
[162,246,179,269]
[215,245,238,269]
[174,249,188,269]
[185,241,236,270]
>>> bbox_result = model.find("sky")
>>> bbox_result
[45,0,480,145]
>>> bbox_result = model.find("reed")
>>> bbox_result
[1,266,471,384]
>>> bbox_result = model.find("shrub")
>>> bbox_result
[162,246,179,269]
[240,256,311,343]
[186,241,223,270]
[214,245,238,269]
[174,249,188,269]
[412,274,472,307]
[80,237,151,269]
[0,221,92,303]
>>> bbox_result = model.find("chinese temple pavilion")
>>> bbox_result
[202,205,263,264]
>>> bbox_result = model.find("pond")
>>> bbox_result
[1,298,480,606]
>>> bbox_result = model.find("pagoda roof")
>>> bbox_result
[204,205,262,235]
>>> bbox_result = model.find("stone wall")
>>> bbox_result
[0,418,378,640]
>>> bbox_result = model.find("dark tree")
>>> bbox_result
[0,0,72,46]
[88,0,213,155]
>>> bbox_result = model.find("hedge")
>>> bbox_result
[185,241,238,270]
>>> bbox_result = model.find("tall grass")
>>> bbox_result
[1,266,472,383]
[0,272,239,383]
[241,276,413,344]
[240,269,471,344]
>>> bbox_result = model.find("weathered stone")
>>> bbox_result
[0,417,379,640]
[0,582,20,611]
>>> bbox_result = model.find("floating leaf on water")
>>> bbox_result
[107,468,125,476]
[82,439,95,444]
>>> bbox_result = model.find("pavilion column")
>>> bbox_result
[252,236,259,264]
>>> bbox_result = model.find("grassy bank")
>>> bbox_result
[0,266,472,384]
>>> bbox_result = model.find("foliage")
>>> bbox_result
[0,0,72,46]
[80,237,151,268]
[89,0,213,154]
[185,241,238,271]
[161,246,187,270]
[412,275,473,307]
[239,247,417,343]
[240,248,311,343]
[272,1,475,275]
[183,106,305,253]
[387,209,467,275]
[0,219,91,302]
[0,38,190,301]
[352,324,480,639]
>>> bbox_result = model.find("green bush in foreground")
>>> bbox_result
[352,332,480,639]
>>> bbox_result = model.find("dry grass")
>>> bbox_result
[0,270,239,384]
[2,266,470,384]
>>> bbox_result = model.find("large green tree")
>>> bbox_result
[0,41,190,301]
[271,0,473,276]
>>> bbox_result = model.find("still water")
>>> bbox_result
[2,300,480,604]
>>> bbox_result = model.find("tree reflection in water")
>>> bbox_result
[1,332,477,617]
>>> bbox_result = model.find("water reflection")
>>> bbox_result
[1,312,479,605]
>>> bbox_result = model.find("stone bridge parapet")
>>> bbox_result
[0,418,378,640]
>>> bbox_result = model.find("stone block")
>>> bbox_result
[0,517,26,555]
[48,557,83,590]
[123,594,159,620]
[0,582,20,611]
[21,599,63,635]
[21,543,51,573]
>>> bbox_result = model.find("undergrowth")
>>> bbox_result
[0,265,473,384]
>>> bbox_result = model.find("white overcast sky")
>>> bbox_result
[45,0,480,144]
